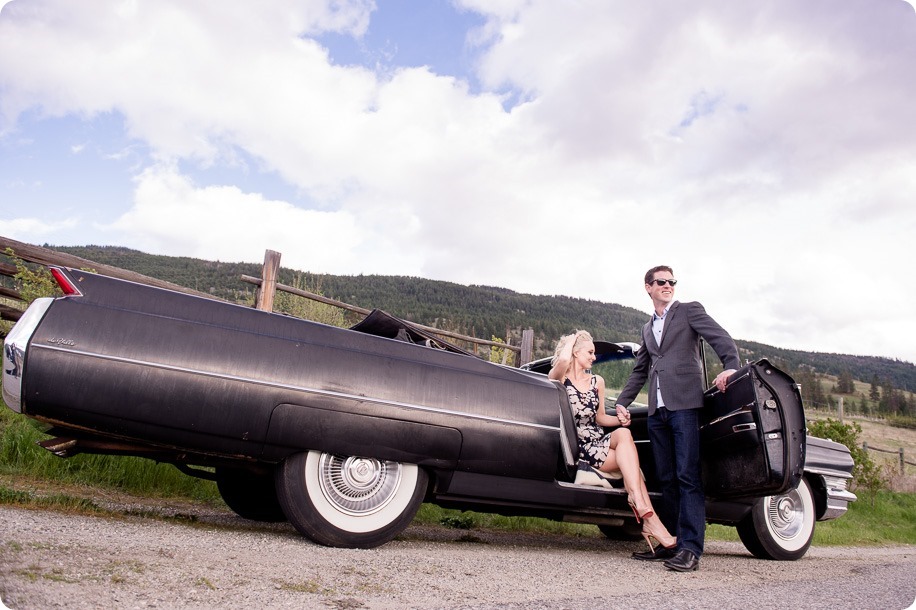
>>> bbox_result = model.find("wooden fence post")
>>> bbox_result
[520,328,534,365]
[255,250,281,312]
[901,447,906,475]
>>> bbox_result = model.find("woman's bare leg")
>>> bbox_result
[602,429,675,549]
[601,428,646,507]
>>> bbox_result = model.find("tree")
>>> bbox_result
[488,336,516,367]
[1,250,63,337]
[876,378,908,416]
[869,375,881,408]
[836,369,855,394]
[794,367,816,409]
[7,248,62,304]
[811,374,827,409]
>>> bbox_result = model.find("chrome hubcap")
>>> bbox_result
[318,454,402,516]
[766,489,803,540]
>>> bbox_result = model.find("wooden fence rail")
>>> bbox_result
[0,261,25,323]
[0,236,220,302]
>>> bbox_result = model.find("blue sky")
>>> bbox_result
[1,0,915,364]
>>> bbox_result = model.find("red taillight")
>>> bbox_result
[50,267,82,296]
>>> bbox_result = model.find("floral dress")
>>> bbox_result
[564,376,610,468]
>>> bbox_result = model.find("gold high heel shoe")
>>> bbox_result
[641,517,676,553]
[627,494,654,523]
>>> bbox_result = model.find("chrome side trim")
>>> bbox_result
[559,412,575,467]
[704,370,752,398]
[3,298,55,413]
[30,343,559,432]
[700,409,749,429]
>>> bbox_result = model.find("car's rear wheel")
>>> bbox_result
[276,450,428,548]
[215,467,286,522]
[736,477,815,560]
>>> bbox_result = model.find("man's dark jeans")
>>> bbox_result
[647,406,705,558]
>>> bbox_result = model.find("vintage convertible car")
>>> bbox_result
[2,267,856,558]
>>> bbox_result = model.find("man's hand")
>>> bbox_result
[714,369,737,392]
[615,404,631,427]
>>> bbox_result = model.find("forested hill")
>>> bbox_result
[47,245,915,392]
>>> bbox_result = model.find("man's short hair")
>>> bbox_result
[644,265,674,285]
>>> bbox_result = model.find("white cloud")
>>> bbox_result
[0,215,78,237]
[103,164,368,274]
[1,0,915,362]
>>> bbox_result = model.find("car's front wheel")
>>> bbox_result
[736,477,815,560]
[276,450,428,548]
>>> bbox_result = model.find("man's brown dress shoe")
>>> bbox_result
[663,549,700,572]
[631,546,677,562]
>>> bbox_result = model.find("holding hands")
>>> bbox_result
[615,404,631,427]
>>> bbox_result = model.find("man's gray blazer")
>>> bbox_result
[616,300,740,415]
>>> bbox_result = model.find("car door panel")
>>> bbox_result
[700,359,805,500]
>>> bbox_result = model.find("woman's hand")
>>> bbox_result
[615,405,631,427]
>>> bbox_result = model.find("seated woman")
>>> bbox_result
[549,330,676,553]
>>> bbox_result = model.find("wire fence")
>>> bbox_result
[862,442,916,475]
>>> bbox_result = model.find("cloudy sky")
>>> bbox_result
[1,0,915,364]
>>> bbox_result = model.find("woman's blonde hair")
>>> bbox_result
[551,330,594,366]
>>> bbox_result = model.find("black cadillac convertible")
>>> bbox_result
[2,267,856,557]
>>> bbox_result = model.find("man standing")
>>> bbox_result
[615,265,740,572]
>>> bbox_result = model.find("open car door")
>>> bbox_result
[700,359,806,500]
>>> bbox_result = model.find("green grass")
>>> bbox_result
[0,406,220,503]
[0,486,103,513]
[809,490,916,545]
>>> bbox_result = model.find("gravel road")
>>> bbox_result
[1,498,914,610]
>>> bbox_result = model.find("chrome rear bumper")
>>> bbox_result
[2,297,54,413]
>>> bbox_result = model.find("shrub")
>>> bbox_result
[808,418,886,499]
[885,414,916,431]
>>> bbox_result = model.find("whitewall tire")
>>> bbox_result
[276,450,428,548]
[737,477,816,560]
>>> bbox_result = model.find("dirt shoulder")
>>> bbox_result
[2,498,915,610]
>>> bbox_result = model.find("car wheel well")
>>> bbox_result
[804,473,828,520]
[215,466,286,523]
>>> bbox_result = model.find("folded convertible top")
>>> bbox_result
[349,308,476,357]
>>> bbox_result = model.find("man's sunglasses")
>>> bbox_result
[649,279,677,286]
